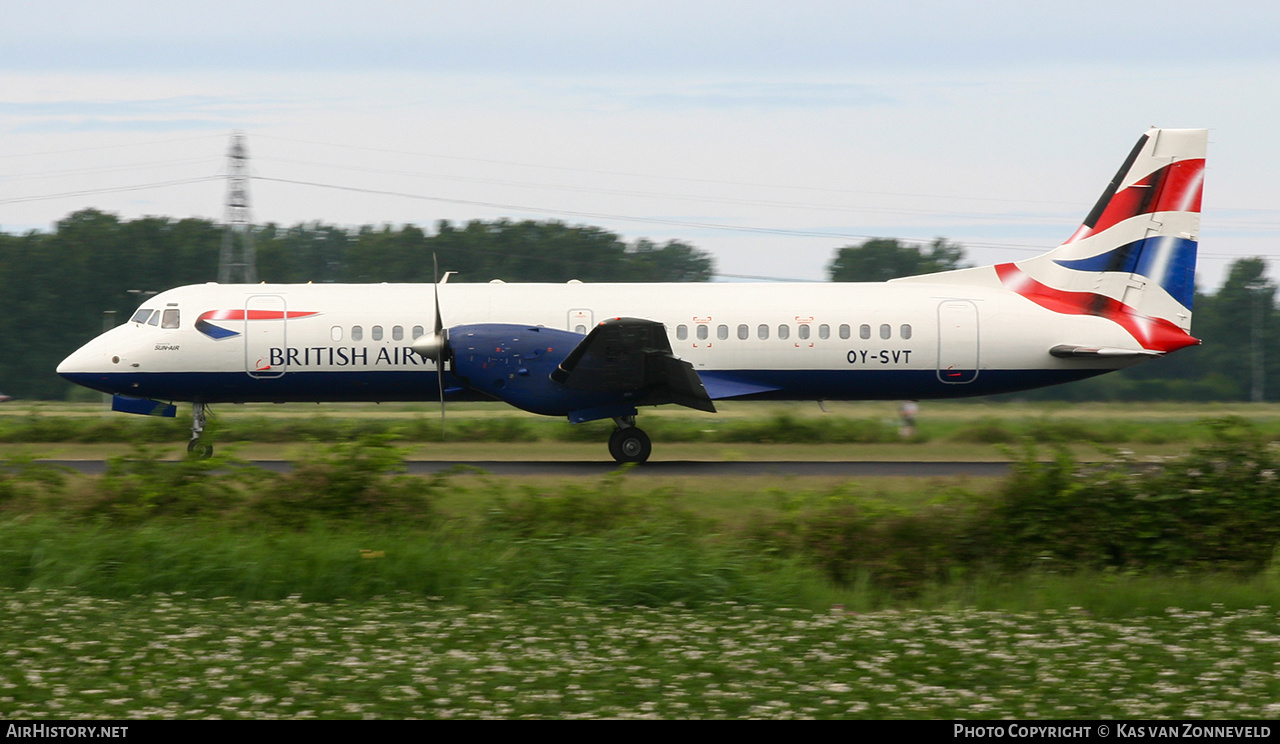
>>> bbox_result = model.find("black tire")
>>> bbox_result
[187,439,213,459]
[608,427,651,464]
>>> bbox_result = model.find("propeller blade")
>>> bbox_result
[434,255,446,438]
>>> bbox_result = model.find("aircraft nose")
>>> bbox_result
[56,338,123,392]
[56,342,83,370]
[57,344,94,385]
[56,346,87,377]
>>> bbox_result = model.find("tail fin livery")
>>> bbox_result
[899,127,1206,353]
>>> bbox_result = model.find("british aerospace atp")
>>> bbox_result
[58,128,1207,462]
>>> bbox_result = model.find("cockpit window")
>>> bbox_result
[161,309,180,329]
[130,309,153,324]
[147,311,160,326]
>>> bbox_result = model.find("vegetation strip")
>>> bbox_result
[3,592,1279,719]
[5,416,1280,718]
[3,417,1280,603]
[8,403,1280,446]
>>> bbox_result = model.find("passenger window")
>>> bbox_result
[352,325,363,341]
[737,324,749,340]
[677,325,688,340]
[798,325,810,340]
[758,324,769,340]
[778,324,790,340]
[696,325,709,340]
[839,324,851,340]
[393,325,404,341]
[372,325,384,341]
[880,324,891,340]
[819,324,830,340]
[412,325,424,339]
[331,325,343,342]
[130,309,152,324]
[860,324,871,340]
[575,325,587,335]
[717,324,728,340]
[901,324,912,340]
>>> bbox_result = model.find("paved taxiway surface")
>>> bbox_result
[42,460,1011,477]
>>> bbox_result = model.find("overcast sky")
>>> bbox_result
[2,1,1277,289]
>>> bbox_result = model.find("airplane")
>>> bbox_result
[56,127,1206,463]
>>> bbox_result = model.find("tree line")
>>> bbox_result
[0,209,1273,403]
[0,210,714,399]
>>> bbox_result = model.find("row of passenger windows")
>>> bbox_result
[333,325,426,342]
[675,323,912,342]
[324,322,913,344]
[135,311,911,346]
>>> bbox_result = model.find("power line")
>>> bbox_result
[253,174,1280,261]
[252,174,1063,249]
[0,176,221,206]
[0,171,1265,264]
[0,156,216,183]
[0,133,225,161]
[250,132,1090,208]
[254,153,1080,225]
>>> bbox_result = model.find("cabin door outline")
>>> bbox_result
[936,300,979,384]
[245,294,288,379]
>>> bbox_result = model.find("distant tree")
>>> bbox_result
[256,222,349,283]
[827,238,967,282]
[423,221,713,283]
[348,224,432,282]
[1187,257,1278,400]
[623,239,715,282]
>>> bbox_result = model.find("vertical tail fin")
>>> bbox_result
[1047,128,1205,317]
[902,128,1206,353]
[1009,128,1205,352]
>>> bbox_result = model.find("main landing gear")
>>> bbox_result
[608,416,651,464]
[187,402,213,458]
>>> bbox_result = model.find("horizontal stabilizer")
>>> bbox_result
[1049,344,1163,359]
[552,317,716,413]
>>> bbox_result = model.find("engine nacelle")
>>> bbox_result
[448,323,640,420]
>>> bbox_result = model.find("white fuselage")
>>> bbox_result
[57,279,1143,407]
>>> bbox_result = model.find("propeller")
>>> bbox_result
[410,255,451,436]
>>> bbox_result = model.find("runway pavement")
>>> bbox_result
[40,459,1011,477]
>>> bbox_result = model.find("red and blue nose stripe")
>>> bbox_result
[196,309,319,339]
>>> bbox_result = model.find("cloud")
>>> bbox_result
[613,82,898,110]
[0,95,283,135]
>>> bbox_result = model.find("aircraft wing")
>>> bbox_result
[551,317,716,413]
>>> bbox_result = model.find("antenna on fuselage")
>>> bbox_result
[218,131,258,284]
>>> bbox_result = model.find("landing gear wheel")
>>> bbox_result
[608,427,651,464]
[187,401,211,458]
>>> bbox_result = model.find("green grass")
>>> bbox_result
[11,400,1280,451]
[3,430,1280,612]
[3,591,1280,718]
[6,422,1280,719]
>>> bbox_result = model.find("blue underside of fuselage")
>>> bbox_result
[60,367,1113,409]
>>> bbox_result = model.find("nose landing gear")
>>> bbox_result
[187,402,212,458]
